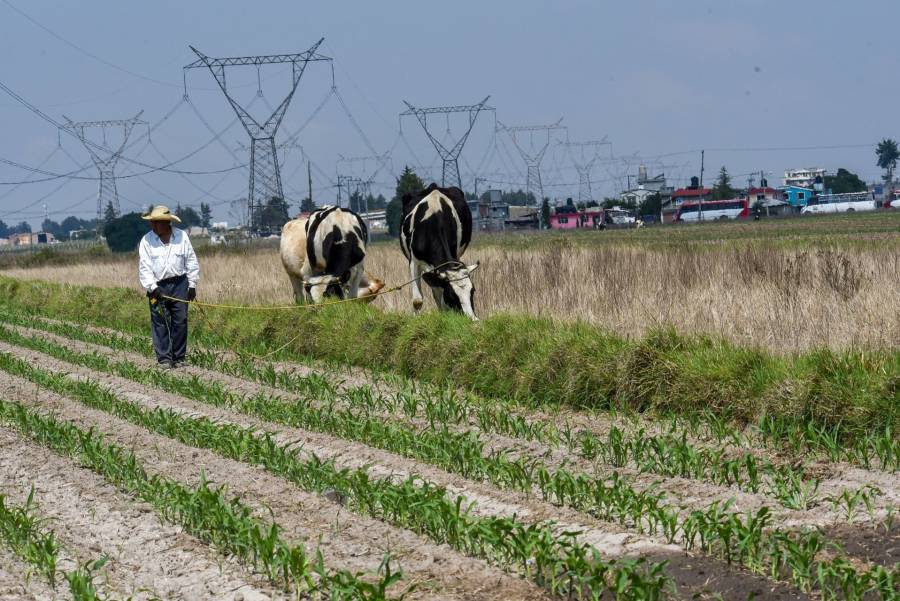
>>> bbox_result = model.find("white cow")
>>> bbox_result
[280,208,384,304]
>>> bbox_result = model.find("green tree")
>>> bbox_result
[711,166,737,200]
[103,212,146,252]
[14,221,31,234]
[257,196,290,232]
[540,198,551,229]
[824,168,867,194]
[174,204,201,228]
[0,220,8,238]
[876,139,899,195]
[299,196,317,213]
[387,166,424,237]
[638,192,662,218]
[200,202,212,230]
[103,200,118,222]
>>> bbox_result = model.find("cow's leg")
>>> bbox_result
[288,274,306,304]
[409,260,424,312]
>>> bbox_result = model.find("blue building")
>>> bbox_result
[778,185,815,208]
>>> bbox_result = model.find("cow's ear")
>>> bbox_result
[467,262,480,273]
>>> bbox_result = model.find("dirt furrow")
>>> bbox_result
[0,427,286,601]
[0,547,58,601]
[0,368,549,601]
[13,329,896,527]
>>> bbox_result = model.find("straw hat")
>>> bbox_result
[141,205,181,223]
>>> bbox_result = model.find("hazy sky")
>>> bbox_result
[2,0,899,227]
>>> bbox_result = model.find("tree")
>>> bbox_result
[103,212,146,252]
[200,202,212,231]
[876,139,899,199]
[103,200,118,222]
[14,221,31,234]
[711,166,737,200]
[639,192,662,218]
[824,168,867,194]
[257,196,290,232]
[0,220,9,238]
[387,166,424,237]
[540,198,550,229]
[174,204,201,229]
[299,196,317,213]
[41,219,63,238]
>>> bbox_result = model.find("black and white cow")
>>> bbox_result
[283,206,370,303]
[400,183,479,320]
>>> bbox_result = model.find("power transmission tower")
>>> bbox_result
[337,152,393,193]
[61,111,146,221]
[400,97,493,189]
[497,118,565,205]
[336,174,364,210]
[185,39,331,234]
[560,138,612,203]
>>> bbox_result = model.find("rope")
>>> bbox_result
[159,261,470,311]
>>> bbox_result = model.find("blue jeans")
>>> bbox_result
[150,275,188,364]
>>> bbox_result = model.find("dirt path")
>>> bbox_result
[0,548,59,601]
[0,369,550,601]
[12,329,897,528]
[0,428,286,601]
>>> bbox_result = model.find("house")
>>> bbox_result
[779,185,815,209]
[662,187,712,223]
[505,205,539,229]
[8,232,55,246]
[549,209,604,230]
[784,168,826,190]
[620,167,673,208]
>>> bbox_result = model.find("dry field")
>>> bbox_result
[5,217,899,352]
[0,311,896,599]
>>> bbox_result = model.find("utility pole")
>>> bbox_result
[400,97,494,189]
[185,40,332,234]
[307,160,313,210]
[496,118,565,206]
[698,149,705,222]
[60,112,146,222]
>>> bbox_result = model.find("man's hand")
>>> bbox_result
[147,287,162,301]
[187,287,197,302]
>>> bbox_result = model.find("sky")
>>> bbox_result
[2,0,899,228]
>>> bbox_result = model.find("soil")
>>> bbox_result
[0,547,59,601]
[0,428,287,601]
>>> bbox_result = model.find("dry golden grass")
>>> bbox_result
[5,234,898,353]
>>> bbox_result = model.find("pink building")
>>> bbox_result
[549,210,605,230]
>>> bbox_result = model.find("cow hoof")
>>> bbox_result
[412,299,423,311]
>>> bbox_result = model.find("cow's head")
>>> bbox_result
[304,274,344,302]
[426,261,480,320]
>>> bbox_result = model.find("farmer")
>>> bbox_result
[138,205,200,369]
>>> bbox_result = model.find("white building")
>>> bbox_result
[784,168,826,190]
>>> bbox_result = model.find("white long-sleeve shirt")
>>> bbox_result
[138,227,200,292]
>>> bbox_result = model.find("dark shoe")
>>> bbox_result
[157,360,174,370]
[172,360,185,369]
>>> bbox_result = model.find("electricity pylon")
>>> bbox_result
[497,118,565,205]
[560,138,612,203]
[61,112,146,221]
[400,97,493,189]
[185,39,331,233]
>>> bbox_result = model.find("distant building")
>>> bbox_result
[8,232,55,246]
[663,187,712,223]
[620,166,673,207]
[505,205,539,229]
[779,185,815,208]
[473,189,508,231]
[549,209,604,230]
[784,168,826,190]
